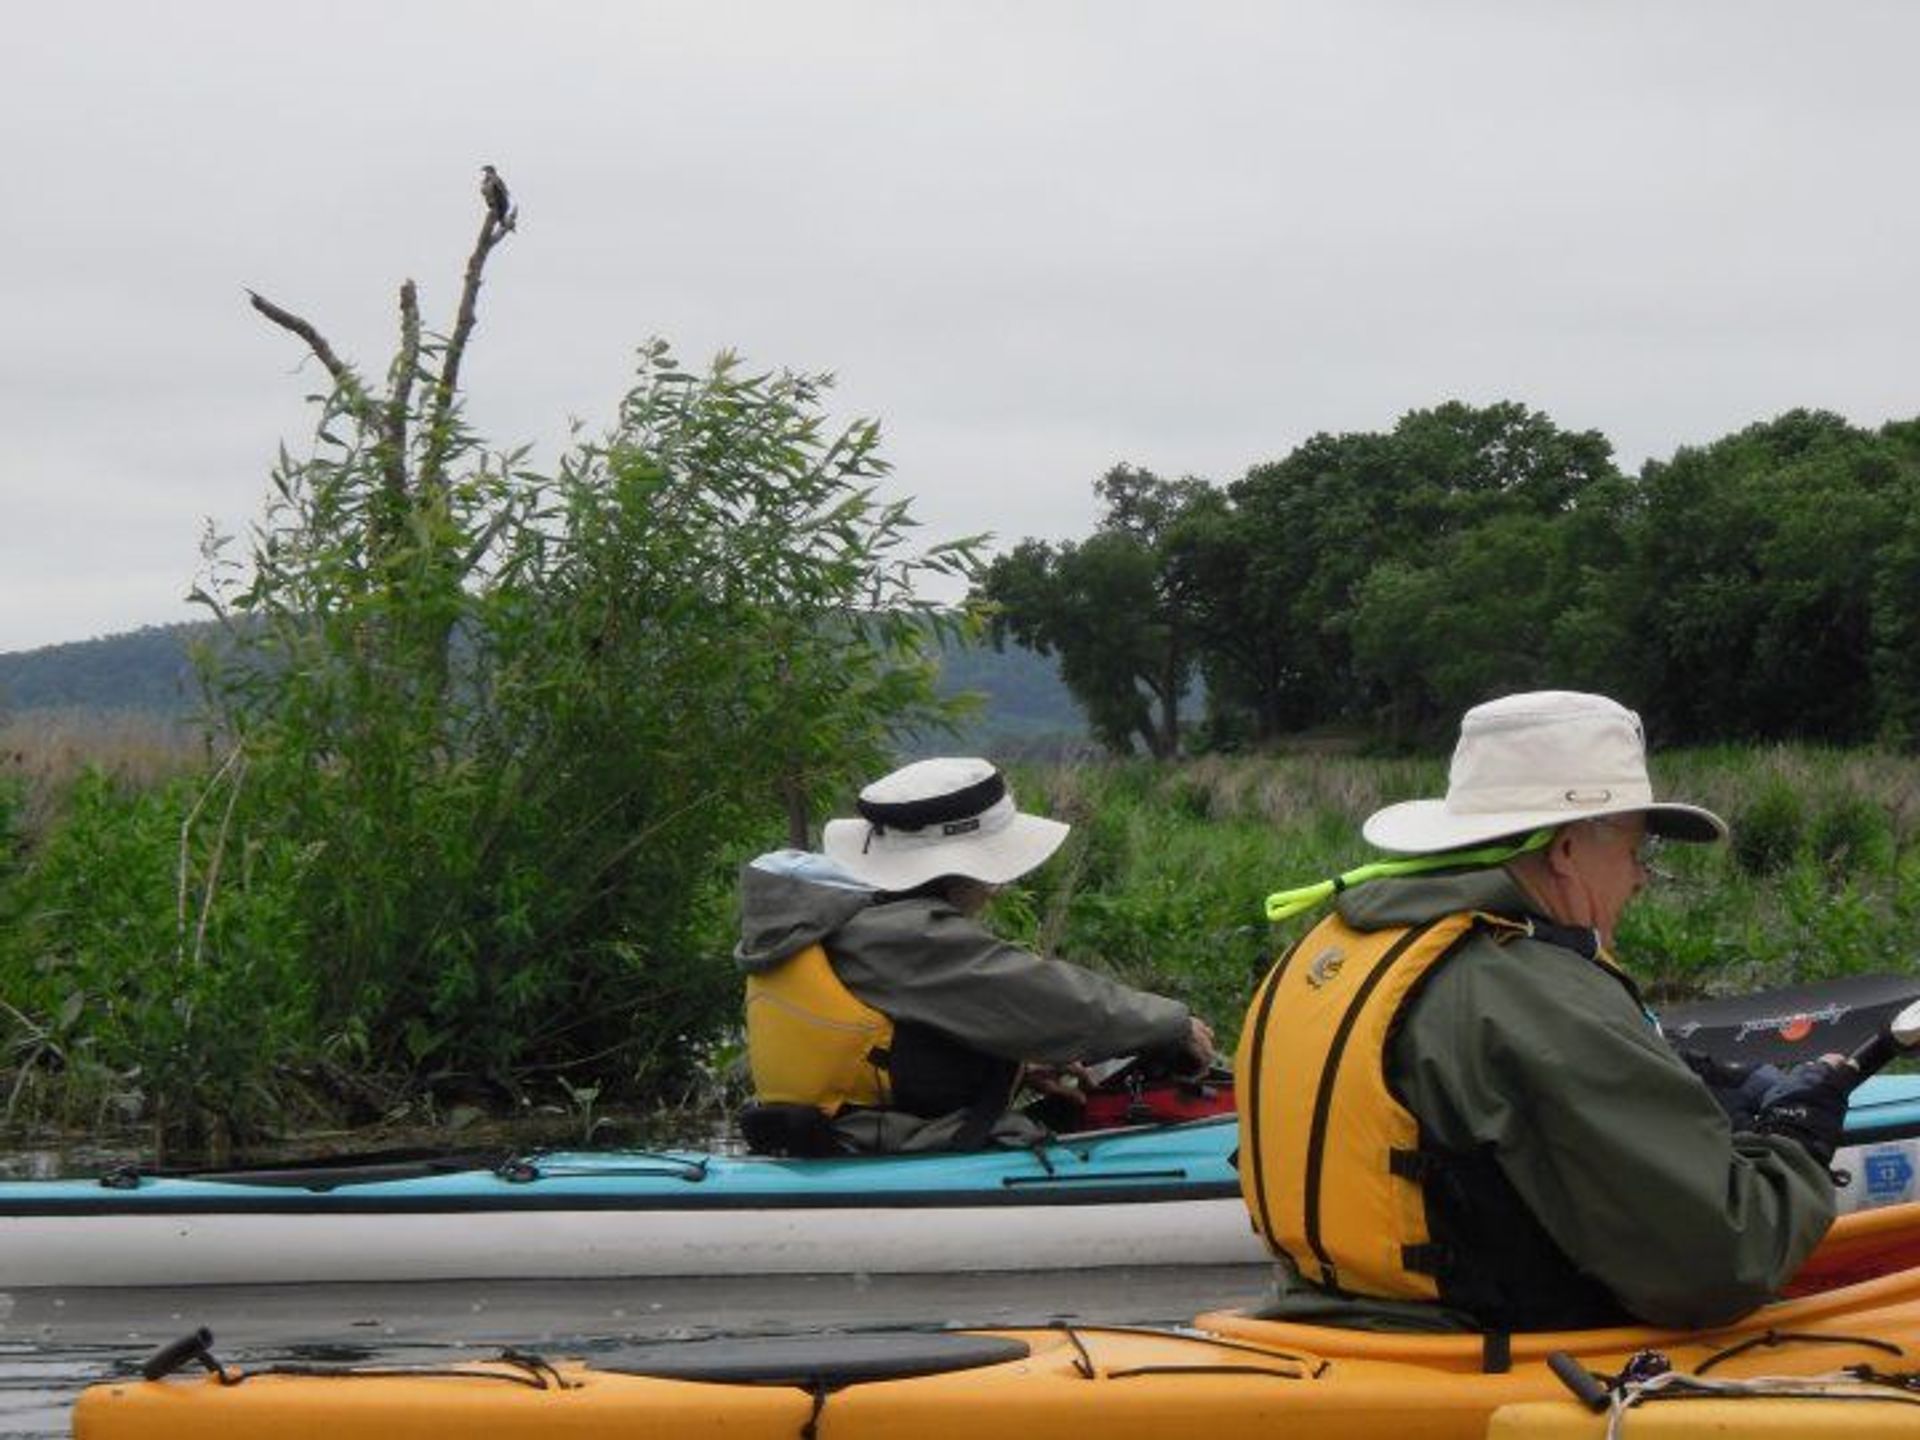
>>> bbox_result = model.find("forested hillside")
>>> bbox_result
[0,625,203,714]
[0,621,1085,751]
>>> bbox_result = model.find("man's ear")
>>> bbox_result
[1543,825,1582,878]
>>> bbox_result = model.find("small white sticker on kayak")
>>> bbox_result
[1837,1139,1920,1212]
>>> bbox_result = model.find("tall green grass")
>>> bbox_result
[1002,747,1920,1049]
[5,739,1917,1148]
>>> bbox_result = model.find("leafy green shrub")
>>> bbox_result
[1807,794,1893,877]
[1055,801,1130,896]
[1731,780,1805,876]
[0,769,313,1145]
[1163,775,1214,822]
[0,773,21,882]
[1777,867,1901,975]
[193,339,981,1103]
[1618,868,1766,998]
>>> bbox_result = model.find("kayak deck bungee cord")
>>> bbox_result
[70,1201,1920,1440]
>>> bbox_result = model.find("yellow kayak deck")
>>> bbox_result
[73,1203,1920,1439]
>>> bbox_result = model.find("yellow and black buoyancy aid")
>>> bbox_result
[745,941,1022,1127]
[1237,909,1632,1330]
[746,942,895,1115]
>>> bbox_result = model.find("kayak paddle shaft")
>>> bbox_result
[1842,997,1920,1089]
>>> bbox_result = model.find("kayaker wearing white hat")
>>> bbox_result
[1239,691,1843,1332]
[734,757,1215,1154]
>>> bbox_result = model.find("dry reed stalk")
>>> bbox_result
[0,708,204,837]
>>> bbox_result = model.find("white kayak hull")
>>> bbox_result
[0,1192,1262,1288]
[0,1120,1261,1288]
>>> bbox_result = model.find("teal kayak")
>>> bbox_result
[8,1035,1918,1288]
[0,1116,1252,1288]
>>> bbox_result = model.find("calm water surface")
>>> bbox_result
[0,1265,1268,1438]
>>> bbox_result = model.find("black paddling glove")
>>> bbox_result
[1752,1060,1851,1166]
[1677,1049,1786,1133]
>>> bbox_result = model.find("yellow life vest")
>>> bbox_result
[1236,909,1529,1301]
[745,942,895,1115]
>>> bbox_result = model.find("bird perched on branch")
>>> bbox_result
[480,164,515,230]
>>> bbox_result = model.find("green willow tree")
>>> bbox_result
[189,176,983,1098]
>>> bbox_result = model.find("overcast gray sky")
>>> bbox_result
[3,1,1917,654]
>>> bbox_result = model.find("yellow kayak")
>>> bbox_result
[1490,1394,1920,1436]
[73,1202,1920,1440]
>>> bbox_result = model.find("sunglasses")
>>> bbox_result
[1586,816,1665,871]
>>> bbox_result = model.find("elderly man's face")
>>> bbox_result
[1562,815,1652,945]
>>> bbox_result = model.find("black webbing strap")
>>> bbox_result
[1482,1330,1512,1374]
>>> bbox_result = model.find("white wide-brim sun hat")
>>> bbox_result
[821,757,1069,892]
[1362,691,1727,856]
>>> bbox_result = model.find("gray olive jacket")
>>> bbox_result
[734,850,1192,1150]
[1262,867,1836,1332]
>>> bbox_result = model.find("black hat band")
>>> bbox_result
[856,770,1007,833]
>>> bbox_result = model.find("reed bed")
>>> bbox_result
[1014,746,1920,1045]
[0,708,205,839]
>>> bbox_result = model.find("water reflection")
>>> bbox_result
[0,1113,743,1184]
[0,1148,124,1182]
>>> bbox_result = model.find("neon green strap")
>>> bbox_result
[1264,829,1555,922]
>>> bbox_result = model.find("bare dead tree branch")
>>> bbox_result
[246,289,376,420]
[458,504,512,578]
[420,199,515,494]
[381,279,421,510]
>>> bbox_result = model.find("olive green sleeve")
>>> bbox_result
[828,898,1193,1064]
[1395,939,1836,1329]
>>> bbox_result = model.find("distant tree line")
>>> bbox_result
[0,625,202,714]
[978,402,1920,754]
